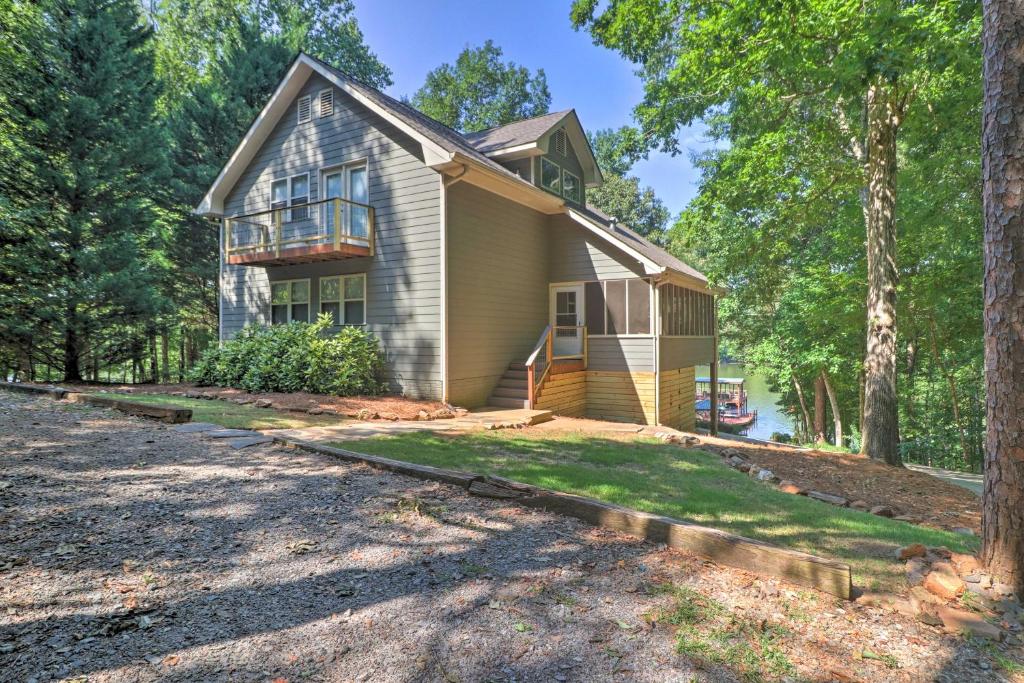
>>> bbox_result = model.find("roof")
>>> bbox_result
[463,110,573,154]
[199,52,710,290]
[579,205,709,284]
[696,377,746,384]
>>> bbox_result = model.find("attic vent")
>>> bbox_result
[319,89,333,118]
[554,128,567,156]
[297,95,312,124]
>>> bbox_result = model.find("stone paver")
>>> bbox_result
[227,435,274,449]
[171,422,221,433]
[203,428,262,439]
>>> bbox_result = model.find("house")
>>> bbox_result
[197,53,719,431]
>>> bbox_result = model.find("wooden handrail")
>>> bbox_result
[225,196,374,257]
[525,324,552,368]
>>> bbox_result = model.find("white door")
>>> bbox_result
[550,284,584,358]
[322,170,343,237]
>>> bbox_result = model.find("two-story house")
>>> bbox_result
[197,53,718,430]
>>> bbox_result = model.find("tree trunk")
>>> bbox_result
[981,0,1024,596]
[149,332,158,385]
[928,314,971,467]
[813,372,827,443]
[62,300,82,382]
[161,329,170,383]
[178,327,185,382]
[821,369,843,448]
[792,375,813,443]
[862,78,902,466]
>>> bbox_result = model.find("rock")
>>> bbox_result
[935,606,1003,641]
[736,461,752,473]
[722,448,743,459]
[910,585,947,609]
[429,408,455,420]
[777,480,805,495]
[950,552,981,576]
[747,465,761,478]
[992,582,1016,598]
[806,491,848,507]
[893,514,920,523]
[417,410,430,421]
[254,399,272,408]
[924,562,966,600]
[898,543,928,561]
[951,526,975,536]
[964,573,993,588]
[850,500,870,511]
[929,546,953,559]
[869,505,895,518]
[906,558,929,587]
[355,408,377,421]
[307,407,324,415]
[377,411,400,421]
[728,455,747,468]
[755,469,778,483]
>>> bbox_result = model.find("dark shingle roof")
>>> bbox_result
[462,110,573,154]
[580,205,708,284]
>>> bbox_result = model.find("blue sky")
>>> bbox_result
[354,1,709,217]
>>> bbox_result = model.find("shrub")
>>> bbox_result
[189,314,385,396]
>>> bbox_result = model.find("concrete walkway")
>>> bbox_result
[262,406,553,444]
[905,463,983,496]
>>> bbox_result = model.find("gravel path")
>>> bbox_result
[0,392,1005,682]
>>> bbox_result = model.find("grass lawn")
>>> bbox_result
[90,392,347,431]
[348,431,978,592]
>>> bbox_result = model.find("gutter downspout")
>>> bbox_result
[439,164,468,404]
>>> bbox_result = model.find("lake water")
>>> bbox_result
[695,362,795,440]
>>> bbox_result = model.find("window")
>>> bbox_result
[583,278,651,335]
[659,284,714,336]
[562,170,581,203]
[319,274,366,325]
[297,94,312,124]
[271,175,308,222]
[321,162,368,237]
[540,157,560,193]
[271,280,310,324]
[318,88,334,118]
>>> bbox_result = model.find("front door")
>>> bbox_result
[550,285,584,358]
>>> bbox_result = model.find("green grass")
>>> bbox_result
[90,392,346,430]
[346,431,978,591]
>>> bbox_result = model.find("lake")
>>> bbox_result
[695,362,795,440]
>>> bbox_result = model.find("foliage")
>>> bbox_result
[190,315,385,396]
[410,40,550,132]
[586,128,670,242]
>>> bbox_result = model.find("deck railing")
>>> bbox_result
[524,325,588,408]
[224,196,375,260]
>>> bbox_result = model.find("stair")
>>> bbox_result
[486,362,531,409]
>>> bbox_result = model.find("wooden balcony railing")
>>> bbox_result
[224,197,375,266]
[524,324,588,408]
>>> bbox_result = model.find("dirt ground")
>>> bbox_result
[0,392,1008,682]
[524,417,982,535]
[70,382,447,420]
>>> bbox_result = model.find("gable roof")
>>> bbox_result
[197,52,708,290]
[463,110,573,153]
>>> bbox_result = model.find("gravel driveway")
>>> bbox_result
[0,392,1003,682]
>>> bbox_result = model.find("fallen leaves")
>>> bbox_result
[286,539,318,555]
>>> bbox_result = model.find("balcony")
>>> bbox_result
[224,197,375,267]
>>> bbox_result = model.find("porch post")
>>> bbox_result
[710,297,719,436]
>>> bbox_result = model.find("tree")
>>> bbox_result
[587,128,670,242]
[411,40,550,132]
[573,0,979,465]
[980,0,1024,594]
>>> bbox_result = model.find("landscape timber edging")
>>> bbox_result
[64,393,192,423]
[0,382,68,399]
[279,436,854,600]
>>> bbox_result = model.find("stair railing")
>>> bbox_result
[524,325,553,408]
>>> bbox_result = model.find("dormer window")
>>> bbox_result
[319,89,334,118]
[540,157,561,193]
[562,170,581,203]
[297,95,312,124]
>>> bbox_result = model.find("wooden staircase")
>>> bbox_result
[486,362,531,408]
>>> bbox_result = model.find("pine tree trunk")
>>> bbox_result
[178,327,185,382]
[161,329,170,383]
[813,372,827,443]
[822,370,843,448]
[62,300,82,382]
[981,0,1024,596]
[149,332,158,385]
[862,79,902,466]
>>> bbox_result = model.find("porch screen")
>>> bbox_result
[584,278,651,335]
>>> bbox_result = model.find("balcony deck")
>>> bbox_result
[224,197,374,267]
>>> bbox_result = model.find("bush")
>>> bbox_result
[189,314,385,396]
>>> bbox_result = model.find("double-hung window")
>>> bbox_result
[271,174,309,223]
[270,280,310,324]
[319,274,366,325]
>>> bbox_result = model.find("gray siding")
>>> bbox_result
[535,133,586,206]
[549,215,647,282]
[659,337,715,370]
[220,72,442,399]
[587,337,655,372]
[447,182,550,407]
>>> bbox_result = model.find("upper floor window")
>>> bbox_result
[271,174,309,222]
[320,274,366,326]
[540,157,561,193]
[297,94,312,124]
[271,279,310,324]
[562,170,581,203]
[318,89,334,118]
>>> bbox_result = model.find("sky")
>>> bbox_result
[353,0,709,217]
